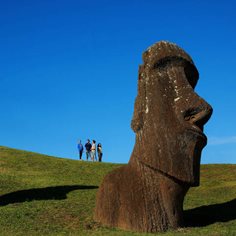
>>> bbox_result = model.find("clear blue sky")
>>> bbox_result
[0,0,235,164]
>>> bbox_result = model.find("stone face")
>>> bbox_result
[94,41,213,232]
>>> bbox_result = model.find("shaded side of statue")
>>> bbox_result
[94,41,213,232]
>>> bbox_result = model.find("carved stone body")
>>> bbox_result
[94,41,213,232]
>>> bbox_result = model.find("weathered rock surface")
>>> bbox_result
[94,41,213,232]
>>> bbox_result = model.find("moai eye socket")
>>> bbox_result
[184,64,199,89]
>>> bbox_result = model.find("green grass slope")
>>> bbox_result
[0,146,235,236]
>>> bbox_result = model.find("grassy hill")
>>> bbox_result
[0,146,235,236]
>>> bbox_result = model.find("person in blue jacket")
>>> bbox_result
[77,140,84,160]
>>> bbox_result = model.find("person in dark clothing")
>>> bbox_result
[85,139,92,161]
[97,143,103,162]
[77,140,84,160]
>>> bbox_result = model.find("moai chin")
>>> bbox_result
[94,41,213,232]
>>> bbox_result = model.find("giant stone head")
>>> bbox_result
[131,41,212,186]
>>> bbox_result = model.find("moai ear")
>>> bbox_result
[131,66,146,133]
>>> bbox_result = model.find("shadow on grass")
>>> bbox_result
[184,198,236,227]
[0,185,98,206]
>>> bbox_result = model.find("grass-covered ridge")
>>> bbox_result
[0,146,235,235]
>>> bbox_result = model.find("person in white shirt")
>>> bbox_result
[91,140,96,161]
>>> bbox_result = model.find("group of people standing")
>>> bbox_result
[77,139,103,162]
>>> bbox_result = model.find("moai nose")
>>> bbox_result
[183,97,213,131]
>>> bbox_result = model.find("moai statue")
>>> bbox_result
[94,41,213,232]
